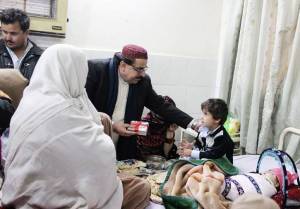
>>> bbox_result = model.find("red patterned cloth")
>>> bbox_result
[136,96,178,160]
[137,112,167,145]
[271,184,300,209]
[136,112,178,160]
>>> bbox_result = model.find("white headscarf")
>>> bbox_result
[2,44,123,209]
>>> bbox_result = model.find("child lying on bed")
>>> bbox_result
[221,167,297,201]
[185,162,298,206]
[178,98,235,163]
[163,161,298,209]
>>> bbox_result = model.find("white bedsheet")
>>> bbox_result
[146,155,300,209]
[233,154,260,173]
[145,201,165,209]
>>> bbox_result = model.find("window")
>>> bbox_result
[0,0,68,38]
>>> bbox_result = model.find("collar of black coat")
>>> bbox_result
[0,39,43,56]
[207,125,223,137]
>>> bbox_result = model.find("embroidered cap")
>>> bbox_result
[121,44,148,61]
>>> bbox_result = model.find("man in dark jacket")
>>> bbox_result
[0,8,43,79]
[86,44,197,160]
[0,8,43,133]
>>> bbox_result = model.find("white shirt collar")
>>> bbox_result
[6,40,33,70]
[208,125,221,135]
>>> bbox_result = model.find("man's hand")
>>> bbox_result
[112,121,136,137]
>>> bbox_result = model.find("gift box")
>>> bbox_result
[128,121,149,136]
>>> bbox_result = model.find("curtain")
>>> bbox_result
[216,0,244,101]
[217,0,300,157]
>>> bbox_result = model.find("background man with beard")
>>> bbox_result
[0,8,43,133]
[86,44,197,160]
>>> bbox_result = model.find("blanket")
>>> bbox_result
[162,159,238,209]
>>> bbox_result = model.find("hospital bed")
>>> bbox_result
[146,127,300,209]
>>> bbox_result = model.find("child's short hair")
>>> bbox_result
[201,98,228,125]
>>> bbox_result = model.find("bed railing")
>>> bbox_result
[278,127,300,164]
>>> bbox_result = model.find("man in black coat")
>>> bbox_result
[86,44,197,160]
[0,8,43,133]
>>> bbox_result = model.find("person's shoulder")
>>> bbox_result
[88,58,110,66]
[133,74,152,91]
[214,126,231,140]
[28,40,43,56]
[0,39,5,47]
[211,126,223,137]
[138,74,151,85]
[88,58,111,65]
[0,39,7,54]
[222,126,233,137]
[88,58,111,73]
[144,74,151,80]
[218,126,234,144]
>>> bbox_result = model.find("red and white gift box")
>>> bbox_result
[128,121,149,136]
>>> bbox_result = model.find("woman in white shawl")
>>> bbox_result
[1,44,123,209]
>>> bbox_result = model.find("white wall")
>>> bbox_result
[31,0,223,119]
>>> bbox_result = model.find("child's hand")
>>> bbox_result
[183,148,192,157]
[177,148,184,156]
[179,139,193,149]
[177,148,192,157]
